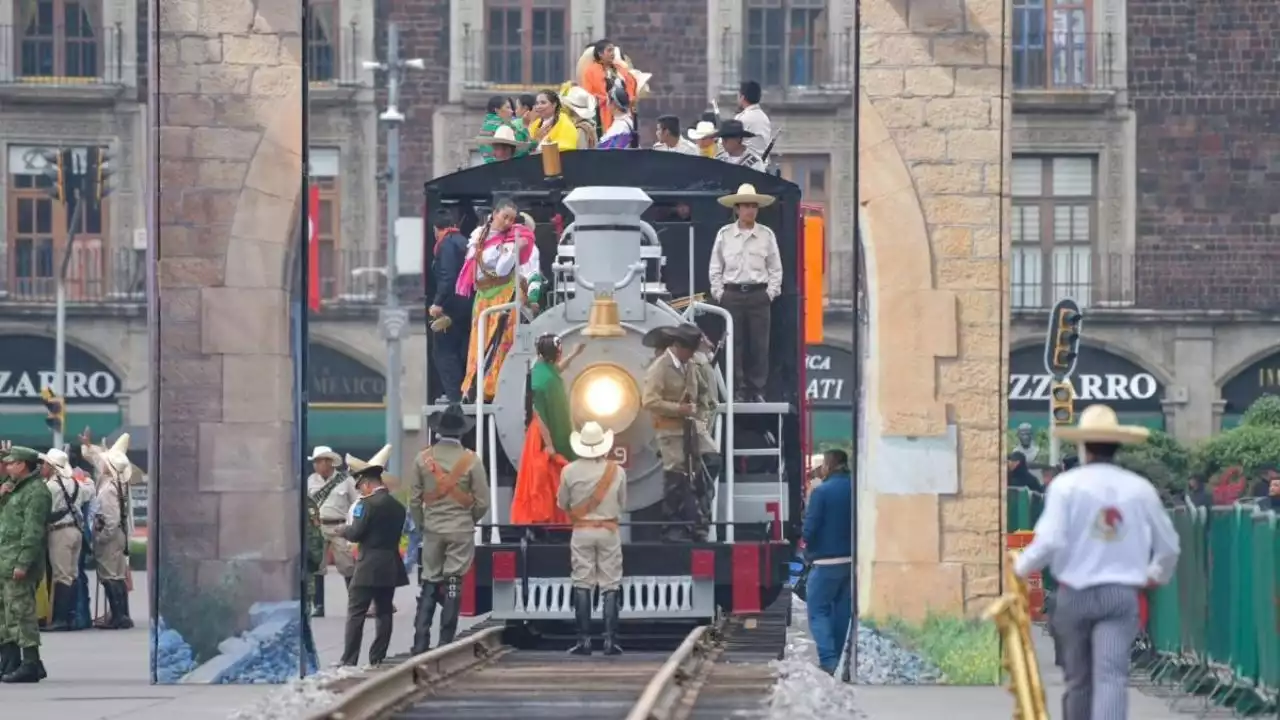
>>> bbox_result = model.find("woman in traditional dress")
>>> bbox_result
[518,212,548,317]
[457,197,536,401]
[528,89,579,152]
[578,39,637,131]
[511,333,584,526]
[598,85,636,150]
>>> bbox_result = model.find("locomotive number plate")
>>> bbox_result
[610,443,631,468]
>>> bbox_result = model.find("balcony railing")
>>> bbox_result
[717,29,854,97]
[458,28,595,91]
[307,22,361,87]
[1010,249,1134,310]
[0,244,143,305]
[1012,30,1119,92]
[0,23,125,86]
[315,248,423,309]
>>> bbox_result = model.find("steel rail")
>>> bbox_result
[624,625,716,720]
[303,626,508,720]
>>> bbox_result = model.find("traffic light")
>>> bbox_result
[1044,298,1083,377]
[39,148,70,203]
[1050,381,1075,425]
[41,387,65,433]
[87,147,113,205]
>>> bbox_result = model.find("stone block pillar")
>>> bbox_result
[152,0,304,683]
[856,0,1010,625]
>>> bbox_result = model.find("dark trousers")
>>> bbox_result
[434,320,470,403]
[719,287,772,396]
[341,585,396,666]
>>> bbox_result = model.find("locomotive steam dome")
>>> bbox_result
[490,186,702,514]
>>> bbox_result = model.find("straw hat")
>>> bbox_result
[478,124,520,147]
[307,445,342,464]
[346,444,391,476]
[718,183,776,208]
[561,86,597,121]
[686,121,717,142]
[1054,404,1151,445]
[38,448,74,479]
[570,422,615,460]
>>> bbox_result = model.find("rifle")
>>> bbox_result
[761,129,782,163]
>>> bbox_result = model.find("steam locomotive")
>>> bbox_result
[420,150,809,632]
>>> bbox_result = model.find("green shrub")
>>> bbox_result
[1241,394,1280,429]
[1194,424,1280,477]
[881,613,1002,686]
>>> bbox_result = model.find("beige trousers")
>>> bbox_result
[319,522,356,578]
[420,531,475,582]
[48,524,83,586]
[93,527,129,581]
[570,527,623,591]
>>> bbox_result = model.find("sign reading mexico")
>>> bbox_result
[0,334,120,404]
[1008,344,1163,413]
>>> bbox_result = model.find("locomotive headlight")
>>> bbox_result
[571,362,641,433]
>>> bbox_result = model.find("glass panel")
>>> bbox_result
[1011,245,1042,308]
[744,8,784,87]
[1011,6,1046,88]
[1051,203,1090,243]
[788,8,823,86]
[1011,158,1043,196]
[17,198,35,233]
[530,9,565,85]
[319,198,334,234]
[1051,8,1087,86]
[1012,205,1041,243]
[810,168,826,194]
[1052,244,1091,307]
[36,196,52,233]
[84,198,102,234]
[487,9,522,84]
[1051,156,1094,196]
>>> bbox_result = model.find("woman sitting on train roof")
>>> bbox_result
[578,39,637,133]
[528,89,579,152]
[559,85,599,150]
[598,86,636,150]
[479,96,530,162]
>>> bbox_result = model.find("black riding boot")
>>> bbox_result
[1,647,43,684]
[111,581,134,629]
[568,587,593,656]
[601,590,623,656]
[0,643,19,678]
[46,584,73,631]
[411,582,440,654]
[437,576,461,646]
[312,575,326,617]
[661,471,694,542]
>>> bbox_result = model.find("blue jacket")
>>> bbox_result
[802,472,853,561]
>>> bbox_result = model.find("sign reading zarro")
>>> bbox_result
[0,334,121,405]
[1008,344,1164,413]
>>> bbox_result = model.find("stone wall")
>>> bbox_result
[857,0,1009,620]
[154,0,304,680]
[1130,0,1280,311]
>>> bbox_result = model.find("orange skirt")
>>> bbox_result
[511,416,570,525]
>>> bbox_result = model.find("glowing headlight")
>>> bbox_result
[584,376,626,418]
[571,363,641,433]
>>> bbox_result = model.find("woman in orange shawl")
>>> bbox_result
[578,39,638,132]
[511,334,585,525]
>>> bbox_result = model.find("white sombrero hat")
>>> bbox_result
[1054,404,1151,445]
[38,448,74,479]
[561,86,597,121]
[686,121,717,142]
[570,422,615,460]
[307,445,342,464]
[478,124,520,147]
[346,444,391,475]
[718,183,776,208]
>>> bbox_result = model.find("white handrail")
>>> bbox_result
[472,293,520,547]
[689,300,735,543]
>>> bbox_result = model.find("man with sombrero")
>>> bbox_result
[477,124,522,164]
[641,322,703,542]
[557,421,628,656]
[1013,404,1180,720]
[38,448,87,632]
[336,444,408,667]
[410,404,490,653]
[712,119,763,169]
[306,444,357,617]
[709,183,783,403]
[89,433,134,630]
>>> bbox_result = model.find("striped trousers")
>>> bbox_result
[1052,583,1140,720]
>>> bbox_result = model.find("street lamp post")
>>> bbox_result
[364,22,423,479]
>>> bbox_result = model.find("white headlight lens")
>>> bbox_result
[583,375,625,418]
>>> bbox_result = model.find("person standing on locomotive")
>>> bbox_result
[517,213,548,317]
[410,405,490,653]
[688,328,722,532]
[456,197,535,402]
[429,209,472,404]
[557,421,627,656]
[641,329,702,542]
[512,333,584,526]
[712,121,764,170]
[709,184,783,403]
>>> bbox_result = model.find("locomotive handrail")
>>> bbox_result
[574,260,646,293]
[473,296,521,547]
[689,300,736,542]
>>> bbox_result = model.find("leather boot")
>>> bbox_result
[601,589,623,656]
[661,472,693,542]
[117,580,134,629]
[311,575,326,618]
[567,587,593,656]
[411,582,440,654]
[437,576,461,646]
[0,643,19,678]
[1,647,42,684]
[46,584,72,631]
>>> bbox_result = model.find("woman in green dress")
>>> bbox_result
[511,334,584,525]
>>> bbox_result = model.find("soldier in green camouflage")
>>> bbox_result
[0,446,53,683]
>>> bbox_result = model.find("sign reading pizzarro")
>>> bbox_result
[0,334,121,405]
[1008,344,1164,413]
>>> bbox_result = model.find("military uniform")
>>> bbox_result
[690,349,721,534]
[558,442,627,656]
[410,408,489,653]
[40,448,90,632]
[91,441,133,630]
[0,447,53,683]
[642,345,701,541]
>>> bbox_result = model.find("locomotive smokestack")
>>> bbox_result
[562,187,657,336]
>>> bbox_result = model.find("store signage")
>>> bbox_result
[1220,349,1280,414]
[0,334,119,404]
[309,343,385,405]
[1008,344,1163,412]
[805,343,855,408]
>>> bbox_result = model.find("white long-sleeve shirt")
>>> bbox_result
[735,104,772,158]
[1015,463,1181,589]
[708,221,784,300]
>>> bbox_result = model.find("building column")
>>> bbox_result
[1172,326,1216,441]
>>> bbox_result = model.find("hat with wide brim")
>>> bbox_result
[307,445,342,464]
[478,124,520,147]
[642,326,678,349]
[714,120,756,140]
[718,183,776,208]
[429,404,477,437]
[346,444,391,476]
[38,448,74,479]
[671,323,704,349]
[1054,404,1151,445]
[561,86,597,121]
[686,121,717,141]
[570,422,615,459]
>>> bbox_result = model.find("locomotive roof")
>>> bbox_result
[424,150,803,204]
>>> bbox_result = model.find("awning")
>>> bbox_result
[307,407,386,449]
[0,410,122,448]
[1008,411,1166,432]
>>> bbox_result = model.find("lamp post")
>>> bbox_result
[363,22,423,478]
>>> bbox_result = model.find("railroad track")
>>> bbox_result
[307,591,788,720]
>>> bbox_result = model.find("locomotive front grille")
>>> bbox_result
[491,575,716,620]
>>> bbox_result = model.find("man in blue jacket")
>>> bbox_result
[802,449,853,674]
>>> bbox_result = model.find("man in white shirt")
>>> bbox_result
[709,183,783,402]
[1015,404,1180,720]
[306,445,358,617]
[734,81,772,159]
[652,115,699,155]
[712,120,763,170]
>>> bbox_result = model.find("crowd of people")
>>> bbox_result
[474,38,774,170]
[0,431,136,684]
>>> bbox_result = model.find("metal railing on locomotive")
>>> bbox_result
[983,550,1050,720]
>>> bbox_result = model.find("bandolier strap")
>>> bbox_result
[569,461,619,530]
[422,449,478,508]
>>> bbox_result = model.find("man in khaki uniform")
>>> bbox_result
[642,327,701,542]
[558,422,627,656]
[306,445,356,617]
[410,404,489,652]
[89,434,133,630]
[687,328,721,535]
[39,448,90,632]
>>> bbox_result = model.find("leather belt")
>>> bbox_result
[574,519,619,530]
[724,282,766,293]
[320,519,345,526]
